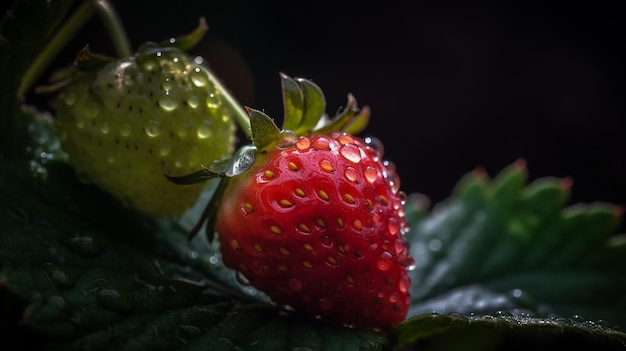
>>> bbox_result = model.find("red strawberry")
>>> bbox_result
[170,73,413,331]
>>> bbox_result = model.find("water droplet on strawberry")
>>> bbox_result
[62,90,76,106]
[174,155,186,168]
[311,136,330,151]
[99,122,110,134]
[206,92,221,109]
[337,133,354,145]
[296,136,311,151]
[159,144,172,156]
[288,278,303,292]
[120,124,132,137]
[376,251,393,271]
[106,153,115,164]
[344,166,358,182]
[177,123,191,138]
[389,292,399,303]
[339,144,361,163]
[187,95,200,109]
[388,217,399,235]
[196,120,213,139]
[85,102,99,118]
[364,166,378,184]
[159,92,179,111]
[191,67,209,87]
[75,115,86,129]
[399,275,411,293]
[363,135,384,160]
[144,120,161,137]
[318,298,333,311]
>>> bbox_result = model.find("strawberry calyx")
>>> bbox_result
[37,17,210,95]
[169,73,371,240]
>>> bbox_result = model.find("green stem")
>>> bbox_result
[93,0,132,58]
[18,1,96,98]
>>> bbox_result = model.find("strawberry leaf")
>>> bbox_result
[391,313,626,350]
[248,107,281,150]
[401,160,626,338]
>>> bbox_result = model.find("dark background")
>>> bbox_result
[11,1,626,231]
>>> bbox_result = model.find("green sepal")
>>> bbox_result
[167,145,258,185]
[35,45,116,94]
[249,108,281,150]
[296,77,326,134]
[315,94,370,135]
[280,72,305,132]
[157,16,209,51]
[279,72,369,136]
[74,44,116,71]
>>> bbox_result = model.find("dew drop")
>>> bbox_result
[311,137,330,151]
[394,240,407,256]
[377,251,393,271]
[206,92,221,109]
[174,156,186,168]
[318,298,333,311]
[276,130,298,149]
[61,231,107,257]
[196,120,213,139]
[385,171,400,194]
[106,153,115,164]
[96,283,134,313]
[344,166,358,182]
[399,275,411,293]
[177,123,191,138]
[321,235,332,247]
[191,67,209,87]
[75,115,86,129]
[389,292,399,303]
[296,136,311,151]
[144,120,161,137]
[159,92,179,111]
[364,135,384,159]
[120,124,132,137]
[364,166,378,184]
[62,90,77,106]
[99,122,110,134]
[177,324,203,338]
[388,217,400,235]
[236,271,252,286]
[159,144,172,156]
[141,59,158,72]
[337,133,354,145]
[85,102,99,118]
[187,95,200,109]
[339,144,361,163]
[288,279,303,292]
[43,263,74,289]
[162,77,174,91]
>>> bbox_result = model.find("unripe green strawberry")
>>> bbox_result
[48,41,237,216]
[172,74,414,331]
